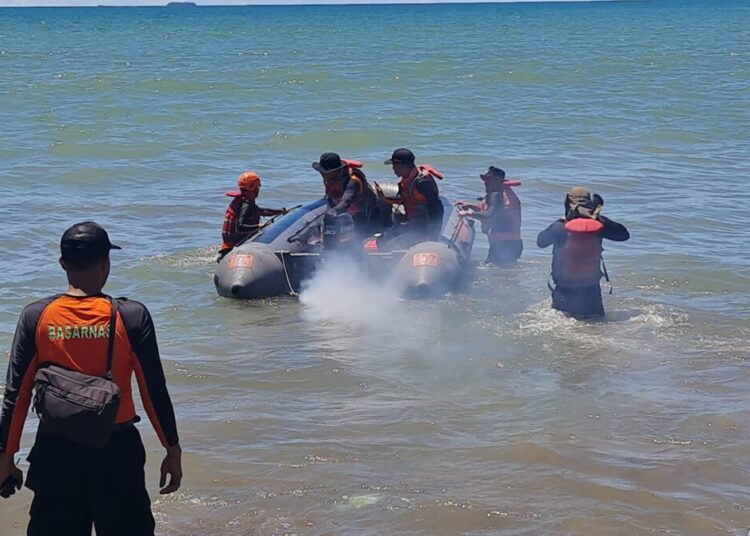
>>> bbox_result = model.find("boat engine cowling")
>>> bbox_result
[323,212,357,252]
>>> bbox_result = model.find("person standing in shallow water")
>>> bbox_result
[0,221,182,536]
[537,187,629,318]
[457,166,523,265]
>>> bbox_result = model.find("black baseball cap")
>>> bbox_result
[60,221,121,262]
[384,148,415,166]
[312,152,346,174]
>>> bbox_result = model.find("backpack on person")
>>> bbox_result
[32,298,122,449]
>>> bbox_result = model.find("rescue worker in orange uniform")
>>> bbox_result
[313,152,376,239]
[537,187,629,317]
[0,222,181,535]
[457,166,523,265]
[218,171,286,261]
[376,148,444,249]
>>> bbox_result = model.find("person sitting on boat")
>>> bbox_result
[457,166,523,265]
[376,148,444,249]
[313,152,377,240]
[218,171,286,261]
[537,187,629,318]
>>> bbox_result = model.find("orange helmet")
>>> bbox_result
[238,171,261,190]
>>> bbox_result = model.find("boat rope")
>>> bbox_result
[279,252,299,297]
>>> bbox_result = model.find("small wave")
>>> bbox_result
[337,493,381,509]
[514,298,693,360]
[518,299,686,331]
[148,246,218,268]
[607,303,689,328]
[516,300,581,336]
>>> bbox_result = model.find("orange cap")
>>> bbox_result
[238,171,261,190]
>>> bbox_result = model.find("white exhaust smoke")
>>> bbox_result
[299,255,400,327]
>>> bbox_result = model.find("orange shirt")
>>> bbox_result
[0,294,178,454]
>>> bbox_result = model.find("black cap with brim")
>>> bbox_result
[312,152,346,174]
[60,221,121,262]
[480,166,506,181]
[385,148,415,165]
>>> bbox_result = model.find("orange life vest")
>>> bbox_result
[222,195,260,249]
[482,182,522,241]
[324,159,369,217]
[556,218,604,287]
[399,164,442,220]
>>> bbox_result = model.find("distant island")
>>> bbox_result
[166,1,196,6]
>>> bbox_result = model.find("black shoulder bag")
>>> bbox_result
[32,298,122,448]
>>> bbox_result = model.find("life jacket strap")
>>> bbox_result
[601,257,613,294]
[547,273,556,292]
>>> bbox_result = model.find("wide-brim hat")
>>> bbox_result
[313,152,347,174]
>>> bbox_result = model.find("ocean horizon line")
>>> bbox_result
[0,0,615,8]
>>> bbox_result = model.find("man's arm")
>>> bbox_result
[0,299,54,494]
[415,178,443,224]
[121,300,179,447]
[330,178,360,214]
[600,216,630,241]
[120,300,181,494]
[537,220,565,248]
[0,299,52,455]
[258,207,286,217]
[465,192,504,223]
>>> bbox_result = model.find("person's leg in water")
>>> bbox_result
[551,284,605,318]
[484,239,523,266]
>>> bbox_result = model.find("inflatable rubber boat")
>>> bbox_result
[214,196,475,299]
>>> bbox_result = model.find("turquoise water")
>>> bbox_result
[1,2,750,534]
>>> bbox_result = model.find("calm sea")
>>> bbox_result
[1,1,749,534]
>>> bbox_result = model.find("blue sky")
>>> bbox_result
[0,0,596,6]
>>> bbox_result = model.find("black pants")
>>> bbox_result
[25,426,155,536]
[551,284,604,318]
[486,238,523,265]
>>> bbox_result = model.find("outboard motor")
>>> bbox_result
[375,181,406,225]
[323,212,357,252]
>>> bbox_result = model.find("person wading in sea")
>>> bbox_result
[0,221,182,536]
[537,187,629,318]
[457,166,523,265]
